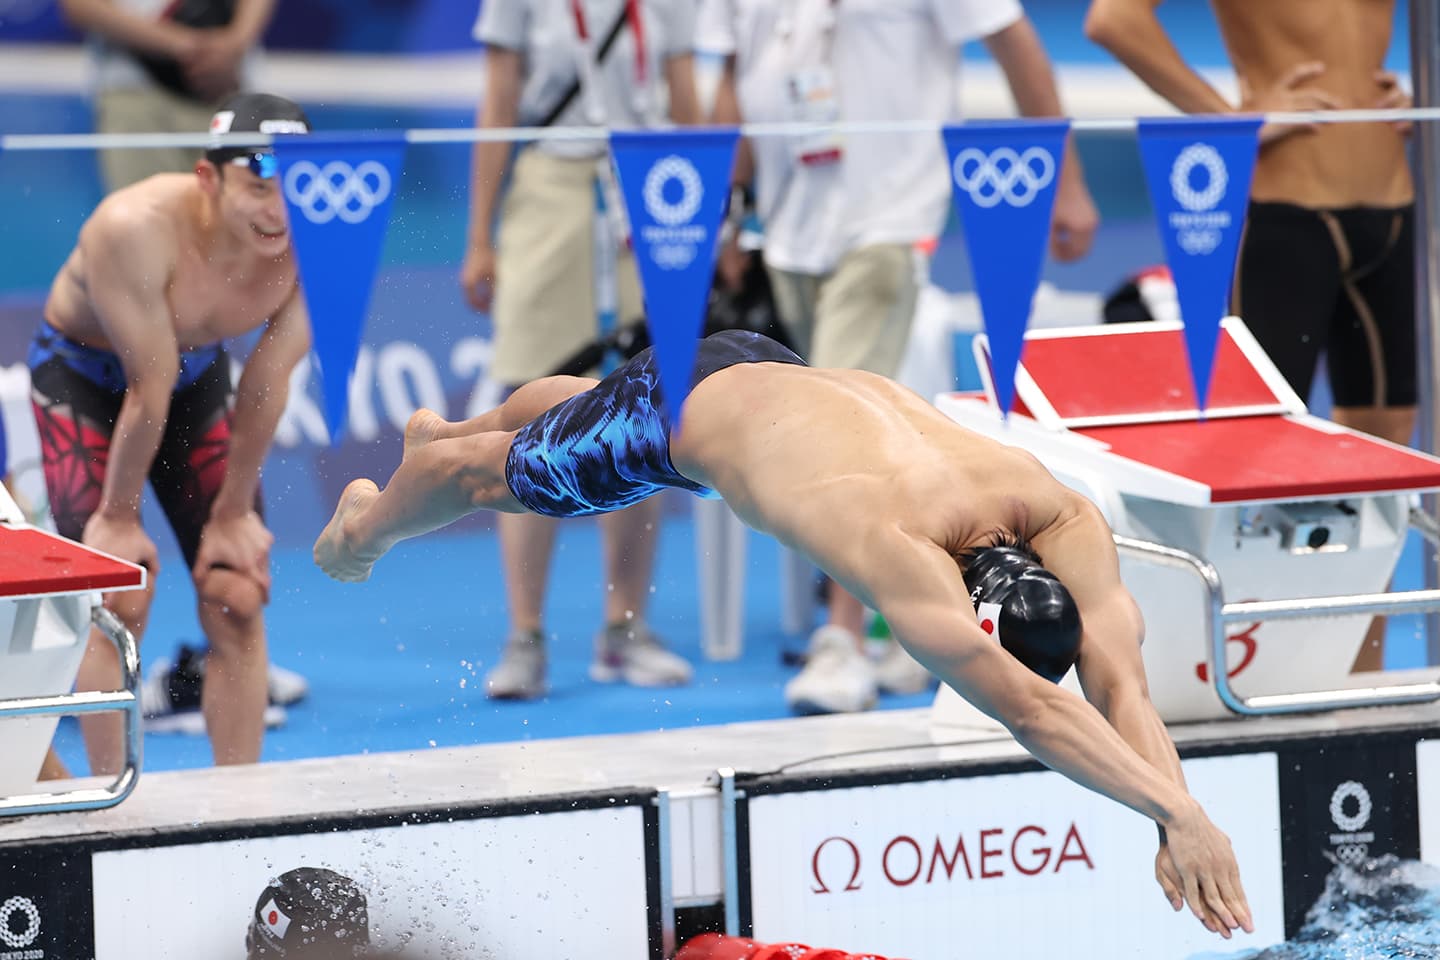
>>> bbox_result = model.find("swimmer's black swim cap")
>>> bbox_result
[961,535,1082,683]
[246,866,370,960]
[206,92,311,165]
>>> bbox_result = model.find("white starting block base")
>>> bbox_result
[0,482,147,812]
[0,599,91,797]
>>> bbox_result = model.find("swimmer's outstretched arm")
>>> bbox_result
[862,527,1253,940]
[1036,502,1220,918]
[314,430,527,582]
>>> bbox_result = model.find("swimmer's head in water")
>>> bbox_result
[245,866,369,960]
[960,532,1082,683]
[201,93,311,251]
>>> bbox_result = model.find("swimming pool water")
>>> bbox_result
[1195,857,1440,960]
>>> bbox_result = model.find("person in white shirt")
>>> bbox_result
[699,0,1100,715]
[459,0,701,700]
[58,0,274,193]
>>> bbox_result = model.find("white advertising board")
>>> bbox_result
[746,754,1284,960]
[90,804,652,960]
[1419,738,1440,867]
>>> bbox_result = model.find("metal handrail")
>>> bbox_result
[1112,534,1440,717]
[0,606,143,817]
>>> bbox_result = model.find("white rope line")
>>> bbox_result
[4,106,1439,152]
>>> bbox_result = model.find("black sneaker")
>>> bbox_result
[141,644,290,734]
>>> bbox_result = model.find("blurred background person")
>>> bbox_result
[699,0,1100,715]
[459,0,701,699]
[1084,0,1412,672]
[58,0,277,193]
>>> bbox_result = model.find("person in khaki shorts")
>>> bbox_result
[459,0,701,700]
[701,0,1100,715]
[59,0,276,193]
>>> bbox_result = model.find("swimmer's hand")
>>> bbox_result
[1161,805,1254,939]
[83,511,159,574]
[195,510,274,598]
[1238,62,1341,146]
[1374,71,1413,137]
[314,479,384,582]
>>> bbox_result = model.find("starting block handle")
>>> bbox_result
[1113,535,1440,717]
[0,605,143,817]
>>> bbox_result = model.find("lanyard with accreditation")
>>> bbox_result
[568,1,649,255]
[780,0,843,166]
[569,0,650,125]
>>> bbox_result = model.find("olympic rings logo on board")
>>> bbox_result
[951,147,1056,209]
[0,896,40,949]
[1169,143,1228,212]
[642,155,704,226]
[283,160,392,225]
[1329,780,1373,832]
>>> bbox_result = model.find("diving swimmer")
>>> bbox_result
[315,329,1254,938]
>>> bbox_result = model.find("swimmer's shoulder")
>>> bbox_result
[82,174,190,250]
[78,175,186,275]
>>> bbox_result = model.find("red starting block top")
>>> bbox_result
[1017,323,1292,425]
[969,320,1440,504]
[0,526,146,599]
[1077,417,1440,503]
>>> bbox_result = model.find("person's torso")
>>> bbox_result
[1213,0,1412,208]
[727,0,962,272]
[671,362,1072,602]
[491,0,690,157]
[44,175,298,353]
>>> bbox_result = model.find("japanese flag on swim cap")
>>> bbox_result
[207,92,310,161]
[976,601,1004,642]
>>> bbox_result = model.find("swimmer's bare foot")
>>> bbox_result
[314,478,384,582]
[403,409,447,462]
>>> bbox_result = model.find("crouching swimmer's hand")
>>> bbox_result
[314,479,384,582]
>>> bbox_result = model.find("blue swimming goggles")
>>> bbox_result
[227,151,279,180]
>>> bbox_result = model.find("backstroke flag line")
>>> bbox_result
[942,119,1070,418]
[609,128,739,424]
[1136,116,1261,411]
[273,132,407,444]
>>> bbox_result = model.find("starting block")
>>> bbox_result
[934,318,1440,728]
[0,484,146,816]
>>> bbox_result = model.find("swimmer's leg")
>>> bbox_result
[316,430,524,582]
[404,376,598,460]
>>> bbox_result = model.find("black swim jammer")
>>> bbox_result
[1232,202,1416,408]
[504,329,806,517]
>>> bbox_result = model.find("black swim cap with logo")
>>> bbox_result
[245,866,370,960]
[961,534,1082,683]
[206,92,311,176]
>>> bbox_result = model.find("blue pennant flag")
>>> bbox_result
[272,133,406,444]
[942,120,1070,417]
[609,128,739,424]
[1137,117,1260,410]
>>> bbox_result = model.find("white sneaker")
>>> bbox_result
[875,639,936,695]
[785,626,878,715]
[140,647,287,734]
[485,629,548,700]
[143,705,288,735]
[590,621,693,687]
[267,662,310,706]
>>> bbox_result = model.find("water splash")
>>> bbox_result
[1195,857,1440,960]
